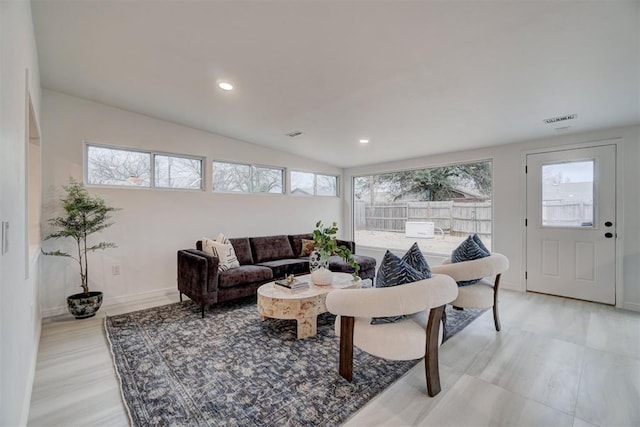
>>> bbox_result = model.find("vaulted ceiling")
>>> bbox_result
[31,1,640,168]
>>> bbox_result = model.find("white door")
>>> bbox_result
[526,145,616,304]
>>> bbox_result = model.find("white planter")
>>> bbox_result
[311,267,333,286]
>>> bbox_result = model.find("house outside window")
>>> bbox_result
[291,171,338,196]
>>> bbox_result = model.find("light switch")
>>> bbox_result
[1,221,8,255]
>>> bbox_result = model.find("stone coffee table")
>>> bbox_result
[257,272,361,339]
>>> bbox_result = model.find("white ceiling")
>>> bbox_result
[31,1,640,168]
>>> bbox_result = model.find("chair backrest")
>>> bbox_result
[431,253,509,283]
[326,274,458,318]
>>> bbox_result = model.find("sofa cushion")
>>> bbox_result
[288,233,313,258]
[250,235,295,263]
[255,258,309,278]
[218,265,273,289]
[229,237,253,265]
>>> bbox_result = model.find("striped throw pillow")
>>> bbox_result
[401,242,431,278]
[451,235,490,286]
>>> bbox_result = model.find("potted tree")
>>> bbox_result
[310,221,359,284]
[42,178,119,319]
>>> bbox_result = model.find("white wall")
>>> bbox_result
[40,90,344,315]
[344,125,640,311]
[0,0,43,425]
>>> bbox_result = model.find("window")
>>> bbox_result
[212,161,284,194]
[155,155,202,189]
[353,161,492,256]
[541,161,594,228]
[85,143,203,190]
[291,171,338,196]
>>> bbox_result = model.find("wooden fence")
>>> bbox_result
[355,201,492,237]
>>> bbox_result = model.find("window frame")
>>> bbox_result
[211,159,285,194]
[290,170,339,197]
[84,142,205,191]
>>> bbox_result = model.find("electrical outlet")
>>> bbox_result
[112,265,120,275]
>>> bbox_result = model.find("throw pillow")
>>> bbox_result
[216,233,231,244]
[472,234,490,256]
[451,235,490,286]
[201,238,240,272]
[300,239,315,257]
[401,242,432,278]
[372,250,429,324]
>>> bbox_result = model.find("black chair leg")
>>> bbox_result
[201,303,205,318]
[179,292,183,302]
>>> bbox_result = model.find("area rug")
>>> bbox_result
[105,298,485,426]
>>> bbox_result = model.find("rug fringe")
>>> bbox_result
[104,315,135,427]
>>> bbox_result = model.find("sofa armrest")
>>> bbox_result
[336,239,355,253]
[177,249,220,296]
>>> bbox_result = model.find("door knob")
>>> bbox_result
[605,232,613,238]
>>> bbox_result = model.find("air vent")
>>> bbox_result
[543,114,577,124]
[285,131,304,138]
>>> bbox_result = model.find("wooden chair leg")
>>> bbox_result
[493,274,502,331]
[425,305,445,397]
[339,316,355,382]
[179,292,183,302]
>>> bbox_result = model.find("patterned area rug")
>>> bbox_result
[105,297,485,426]
[443,305,488,341]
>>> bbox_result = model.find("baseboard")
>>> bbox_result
[623,302,640,312]
[20,317,42,426]
[41,287,177,318]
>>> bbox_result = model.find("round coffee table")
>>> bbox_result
[257,272,361,339]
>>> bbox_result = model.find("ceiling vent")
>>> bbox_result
[285,131,304,138]
[543,114,577,124]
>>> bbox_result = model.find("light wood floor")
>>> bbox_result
[28,290,640,426]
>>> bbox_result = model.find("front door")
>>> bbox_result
[526,145,616,304]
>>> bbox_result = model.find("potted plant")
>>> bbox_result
[310,221,360,283]
[42,178,119,319]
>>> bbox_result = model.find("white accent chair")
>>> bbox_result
[431,253,509,331]
[325,274,458,397]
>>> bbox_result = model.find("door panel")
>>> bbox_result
[526,145,616,304]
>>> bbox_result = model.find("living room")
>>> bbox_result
[2,1,640,426]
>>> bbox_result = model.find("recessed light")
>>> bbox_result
[218,81,234,91]
[359,139,369,144]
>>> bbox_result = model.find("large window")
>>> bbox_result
[212,161,284,194]
[291,171,338,196]
[86,143,203,190]
[353,161,492,256]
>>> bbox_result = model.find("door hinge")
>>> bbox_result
[525,271,528,279]
[525,165,528,173]
[525,218,528,226]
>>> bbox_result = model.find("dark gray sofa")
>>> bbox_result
[177,233,376,317]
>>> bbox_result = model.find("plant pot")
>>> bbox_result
[67,291,103,319]
[311,267,333,286]
[309,250,330,272]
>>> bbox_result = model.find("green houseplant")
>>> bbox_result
[311,220,360,279]
[42,178,119,319]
